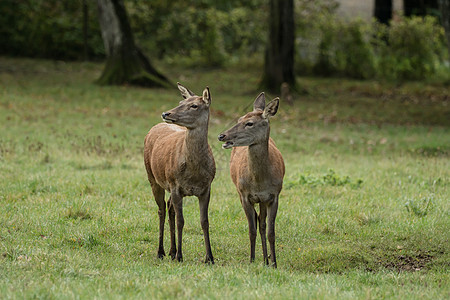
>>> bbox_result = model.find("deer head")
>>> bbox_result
[162,83,211,129]
[218,92,279,149]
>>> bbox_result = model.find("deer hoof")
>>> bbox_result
[204,256,214,264]
[169,249,176,260]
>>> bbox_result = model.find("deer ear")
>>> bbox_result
[178,82,195,99]
[253,92,265,111]
[202,87,211,106]
[263,98,279,119]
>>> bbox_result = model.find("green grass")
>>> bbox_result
[0,57,449,299]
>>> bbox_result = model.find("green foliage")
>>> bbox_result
[405,197,434,217]
[377,16,447,80]
[286,169,363,189]
[65,205,92,220]
[65,234,100,249]
[311,18,377,79]
[411,145,450,157]
[127,0,267,67]
[0,0,104,59]
[295,0,339,75]
[337,20,377,79]
[0,0,267,65]
[1,0,447,79]
[297,10,447,81]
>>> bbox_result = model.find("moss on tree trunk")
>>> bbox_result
[96,47,171,87]
[96,0,171,88]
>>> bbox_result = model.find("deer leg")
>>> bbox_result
[171,191,184,262]
[267,196,279,268]
[151,183,166,259]
[167,196,176,260]
[198,188,214,264]
[259,203,269,265]
[241,197,257,263]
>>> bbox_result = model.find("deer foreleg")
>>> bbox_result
[171,190,184,262]
[167,196,177,260]
[259,203,269,265]
[198,188,214,264]
[267,196,279,268]
[242,197,257,263]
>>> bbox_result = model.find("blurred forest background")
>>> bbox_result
[0,0,449,84]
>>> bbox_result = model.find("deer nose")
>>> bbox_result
[162,112,171,119]
[218,134,226,141]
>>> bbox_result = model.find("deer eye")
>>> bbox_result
[245,122,254,127]
[190,104,198,109]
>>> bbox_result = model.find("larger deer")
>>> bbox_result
[144,83,215,263]
[218,93,284,268]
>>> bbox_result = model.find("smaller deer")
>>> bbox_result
[144,83,215,263]
[218,93,285,267]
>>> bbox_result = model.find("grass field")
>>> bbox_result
[0,57,449,299]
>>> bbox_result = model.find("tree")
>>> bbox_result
[404,0,439,16]
[374,0,392,25]
[260,0,295,94]
[438,0,450,57]
[83,0,89,61]
[96,0,171,87]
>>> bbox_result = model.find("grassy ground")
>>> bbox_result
[0,57,449,299]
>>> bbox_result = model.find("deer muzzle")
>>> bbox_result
[218,133,234,149]
[162,112,176,123]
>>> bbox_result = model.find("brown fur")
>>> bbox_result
[218,93,285,267]
[144,84,215,263]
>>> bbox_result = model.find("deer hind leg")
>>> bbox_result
[241,197,257,263]
[171,190,184,262]
[167,196,176,260]
[150,181,166,259]
[267,196,279,268]
[198,188,214,264]
[258,203,269,265]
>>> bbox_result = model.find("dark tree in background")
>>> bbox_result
[438,0,450,57]
[260,0,295,94]
[374,0,392,25]
[96,0,171,87]
[83,0,89,61]
[403,0,439,16]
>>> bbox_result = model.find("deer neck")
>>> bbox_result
[247,133,270,182]
[184,121,209,164]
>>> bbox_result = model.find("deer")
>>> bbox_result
[218,92,285,268]
[144,83,216,264]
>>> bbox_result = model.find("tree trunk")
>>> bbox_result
[96,0,171,87]
[438,0,450,58]
[374,0,393,25]
[260,0,295,94]
[404,0,439,16]
[83,0,89,61]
